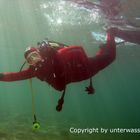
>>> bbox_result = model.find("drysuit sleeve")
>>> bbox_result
[0,68,35,82]
[90,30,116,73]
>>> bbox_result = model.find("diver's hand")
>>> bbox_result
[85,85,95,94]
[56,98,64,112]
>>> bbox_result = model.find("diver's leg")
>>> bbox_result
[88,29,116,76]
[109,28,140,44]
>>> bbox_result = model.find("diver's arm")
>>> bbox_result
[92,30,116,71]
[0,68,35,82]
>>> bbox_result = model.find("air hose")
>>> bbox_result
[29,79,40,130]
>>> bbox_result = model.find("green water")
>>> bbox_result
[0,0,140,140]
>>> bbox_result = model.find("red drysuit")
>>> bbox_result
[0,32,116,91]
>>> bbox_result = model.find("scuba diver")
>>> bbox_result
[0,29,116,112]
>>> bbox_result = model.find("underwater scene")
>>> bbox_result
[0,0,140,139]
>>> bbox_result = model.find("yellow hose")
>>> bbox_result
[29,79,36,117]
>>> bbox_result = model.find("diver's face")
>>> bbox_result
[26,51,42,66]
